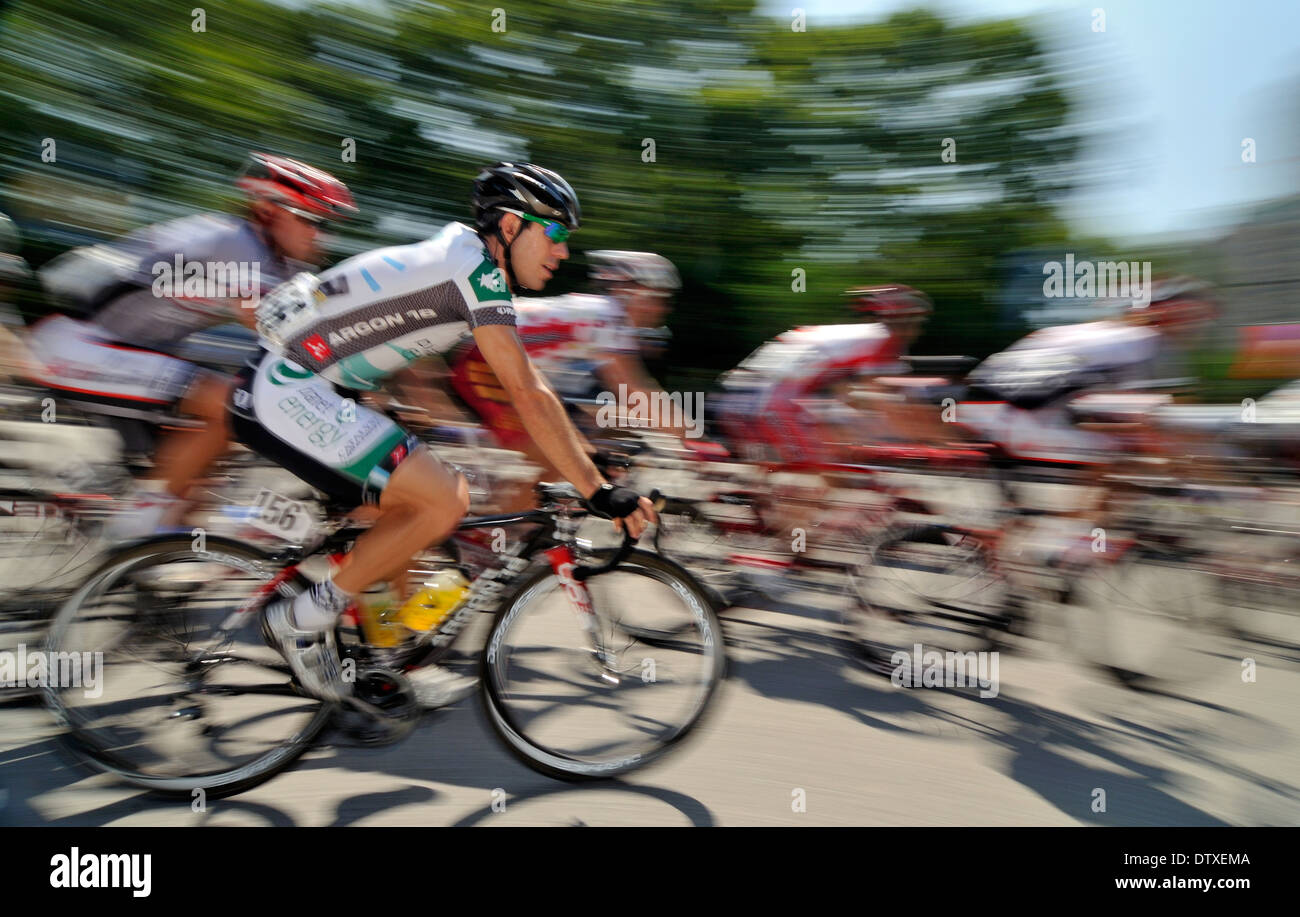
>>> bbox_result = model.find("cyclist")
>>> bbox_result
[717,284,932,464]
[242,161,656,707]
[707,285,932,563]
[959,276,1215,465]
[27,153,356,534]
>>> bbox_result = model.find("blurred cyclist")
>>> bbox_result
[960,276,1216,466]
[241,162,655,707]
[718,284,932,464]
[28,153,356,534]
[0,213,36,383]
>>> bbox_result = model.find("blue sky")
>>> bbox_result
[764,0,1300,242]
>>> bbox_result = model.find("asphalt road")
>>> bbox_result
[1,573,1296,826]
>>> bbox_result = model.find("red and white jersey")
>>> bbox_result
[725,323,902,394]
[515,294,637,358]
[715,323,903,463]
[509,293,640,396]
[445,292,641,414]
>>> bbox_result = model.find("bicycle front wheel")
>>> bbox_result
[43,534,332,797]
[481,549,725,780]
[1065,544,1224,688]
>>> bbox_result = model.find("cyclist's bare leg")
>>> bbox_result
[157,374,235,500]
[332,447,470,595]
[268,445,472,706]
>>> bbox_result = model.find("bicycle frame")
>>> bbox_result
[220,496,634,673]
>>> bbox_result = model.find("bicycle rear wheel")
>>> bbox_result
[43,534,332,797]
[481,549,725,780]
[847,523,1011,671]
[0,486,106,614]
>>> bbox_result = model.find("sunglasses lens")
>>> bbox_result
[520,213,569,242]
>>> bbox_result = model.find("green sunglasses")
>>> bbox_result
[519,212,572,243]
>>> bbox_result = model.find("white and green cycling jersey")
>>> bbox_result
[257,221,516,389]
[235,222,517,505]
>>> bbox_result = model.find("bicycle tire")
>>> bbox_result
[1063,543,1224,689]
[42,533,333,798]
[846,522,1011,671]
[480,548,725,781]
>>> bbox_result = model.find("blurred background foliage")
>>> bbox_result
[0,0,1219,387]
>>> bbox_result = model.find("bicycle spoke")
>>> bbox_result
[44,536,331,793]
[483,552,723,778]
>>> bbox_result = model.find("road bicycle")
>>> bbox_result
[847,460,1232,689]
[42,482,725,796]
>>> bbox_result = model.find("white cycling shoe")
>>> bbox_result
[262,599,352,704]
[105,493,187,541]
[406,665,477,709]
[263,599,474,709]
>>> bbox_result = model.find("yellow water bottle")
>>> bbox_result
[357,581,410,647]
[396,570,470,633]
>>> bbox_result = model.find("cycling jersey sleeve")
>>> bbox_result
[453,253,516,330]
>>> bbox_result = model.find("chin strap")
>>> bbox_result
[479,224,522,294]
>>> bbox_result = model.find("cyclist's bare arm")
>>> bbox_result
[843,378,958,445]
[598,352,691,439]
[231,300,260,331]
[474,324,610,498]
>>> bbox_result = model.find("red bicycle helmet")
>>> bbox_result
[846,284,933,319]
[237,152,358,222]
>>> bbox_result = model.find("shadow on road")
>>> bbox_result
[712,590,1295,826]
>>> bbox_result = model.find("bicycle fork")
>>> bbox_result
[543,545,619,683]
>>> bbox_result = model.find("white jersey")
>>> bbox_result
[960,321,1164,464]
[971,320,1161,394]
[257,222,515,391]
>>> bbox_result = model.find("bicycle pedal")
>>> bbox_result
[335,667,421,744]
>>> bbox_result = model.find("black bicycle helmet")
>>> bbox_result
[473,161,581,231]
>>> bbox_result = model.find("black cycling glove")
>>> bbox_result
[583,482,642,519]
